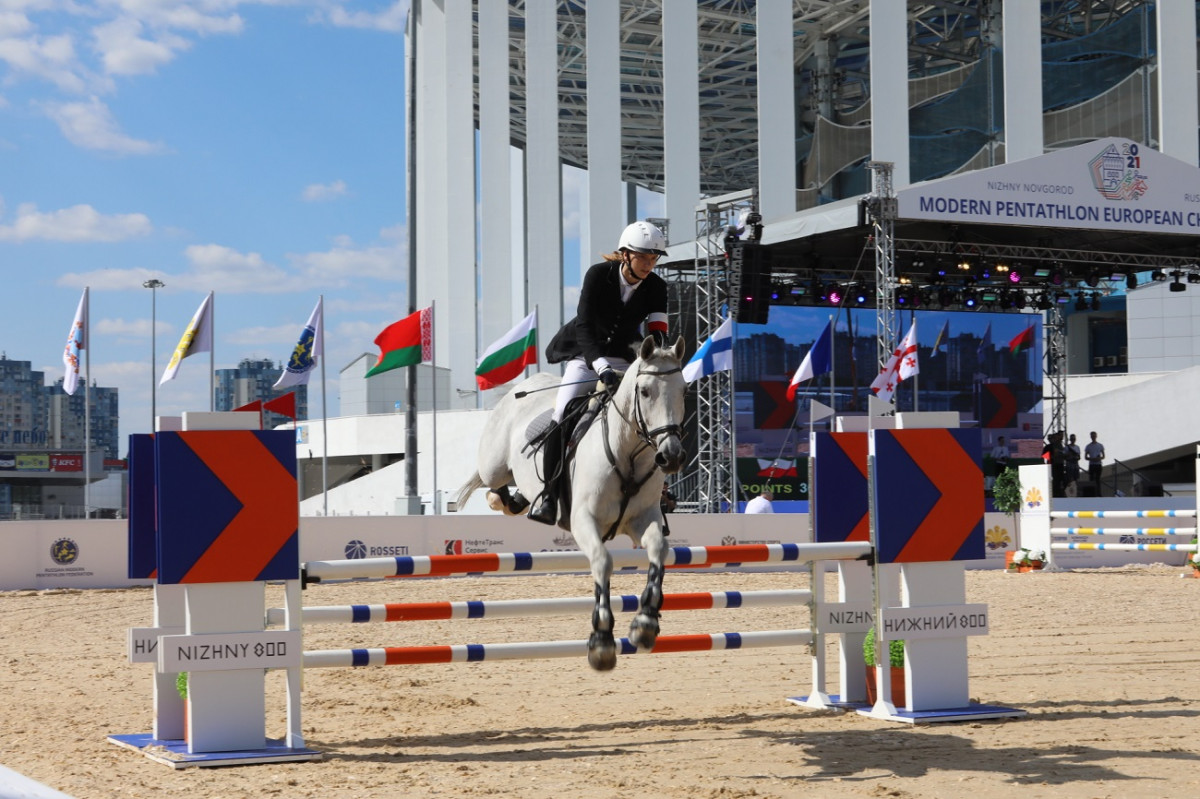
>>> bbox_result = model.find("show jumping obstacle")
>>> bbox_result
[1018,456,1200,570]
[113,412,1023,769]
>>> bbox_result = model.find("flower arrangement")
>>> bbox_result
[1007,548,1045,570]
[1188,552,1200,574]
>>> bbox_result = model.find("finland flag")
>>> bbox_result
[682,317,734,383]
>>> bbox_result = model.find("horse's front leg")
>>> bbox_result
[629,513,667,652]
[575,525,617,671]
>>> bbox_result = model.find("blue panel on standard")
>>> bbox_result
[127,434,157,579]
[812,432,869,543]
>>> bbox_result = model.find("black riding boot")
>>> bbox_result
[528,424,563,525]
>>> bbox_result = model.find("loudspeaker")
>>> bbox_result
[731,242,771,325]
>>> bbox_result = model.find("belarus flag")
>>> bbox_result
[475,310,538,390]
[1009,324,1035,356]
[367,307,433,377]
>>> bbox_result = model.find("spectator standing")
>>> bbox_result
[1064,434,1082,492]
[1084,431,1106,493]
[989,436,1011,476]
[1043,431,1066,497]
[745,490,774,514]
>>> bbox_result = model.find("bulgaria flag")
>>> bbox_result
[366,307,432,377]
[475,310,538,390]
[1009,324,1035,356]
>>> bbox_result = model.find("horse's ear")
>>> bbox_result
[639,335,656,361]
[673,336,685,361]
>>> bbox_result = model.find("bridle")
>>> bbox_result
[596,361,684,541]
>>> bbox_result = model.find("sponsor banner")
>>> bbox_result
[879,604,990,641]
[159,630,302,673]
[737,456,809,502]
[128,625,185,664]
[819,601,874,633]
[16,454,48,471]
[0,453,15,470]
[50,453,83,472]
[897,137,1200,235]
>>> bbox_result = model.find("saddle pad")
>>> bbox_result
[525,409,556,445]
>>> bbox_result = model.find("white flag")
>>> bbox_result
[275,298,324,389]
[869,320,918,403]
[62,288,88,396]
[160,291,214,385]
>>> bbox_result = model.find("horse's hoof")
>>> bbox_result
[587,645,617,671]
[587,631,617,671]
[629,614,660,652]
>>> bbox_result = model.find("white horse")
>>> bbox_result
[456,335,687,670]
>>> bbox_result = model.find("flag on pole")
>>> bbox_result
[1009,324,1035,356]
[786,320,833,401]
[976,322,992,364]
[756,458,798,477]
[475,310,538,390]
[275,298,324,389]
[366,306,433,377]
[160,291,214,385]
[869,319,919,403]
[62,288,88,395]
[682,316,734,383]
[930,319,949,357]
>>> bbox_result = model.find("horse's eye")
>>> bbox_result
[640,387,650,399]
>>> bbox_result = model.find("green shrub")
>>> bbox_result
[863,626,904,668]
[176,671,188,700]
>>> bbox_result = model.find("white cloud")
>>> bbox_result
[92,17,190,76]
[0,32,88,93]
[324,0,409,33]
[0,202,153,242]
[227,322,305,348]
[0,11,33,38]
[41,97,165,154]
[290,242,404,282]
[301,179,348,202]
[95,317,157,338]
[180,243,311,293]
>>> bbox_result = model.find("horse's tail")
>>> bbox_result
[453,472,485,512]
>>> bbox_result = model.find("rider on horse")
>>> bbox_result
[528,220,671,525]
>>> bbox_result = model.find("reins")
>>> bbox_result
[597,363,683,541]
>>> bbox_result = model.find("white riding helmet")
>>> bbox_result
[618,221,668,256]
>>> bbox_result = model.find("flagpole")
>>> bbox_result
[209,293,215,411]
[320,295,329,517]
[84,287,91,519]
[431,301,439,515]
[911,310,919,413]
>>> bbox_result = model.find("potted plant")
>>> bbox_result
[992,467,1023,564]
[1007,548,1045,572]
[863,626,905,705]
[176,672,188,742]
[1188,552,1200,578]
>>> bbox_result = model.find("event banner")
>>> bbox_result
[897,137,1200,235]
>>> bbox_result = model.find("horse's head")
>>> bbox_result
[623,335,687,474]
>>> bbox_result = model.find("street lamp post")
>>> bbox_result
[143,279,165,430]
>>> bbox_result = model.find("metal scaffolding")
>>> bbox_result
[693,190,754,512]
[866,161,898,369]
[1043,303,1068,437]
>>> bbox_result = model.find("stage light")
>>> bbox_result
[1090,293,1101,311]
[938,288,955,307]
[928,268,946,285]
[1188,272,1200,284]
[1085,269,1100,288]
[1170,272,1186,292]
[962,290,978,309]
[1013,292,1028,310]
[1055,291,1071,304]
[1035,292,1053,310]
[1126,273,1138,290]
[1074,293,1088,312]
[853,287,868,305]
[827,287,843,305]
[1008,270,1022,284]
[1151,269,1167,282]
[1050,265,1065,285]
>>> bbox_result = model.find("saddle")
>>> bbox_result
[523,393,608,531]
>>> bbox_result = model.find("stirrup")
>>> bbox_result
[527,493,557,525]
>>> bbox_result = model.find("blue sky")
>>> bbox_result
[0,1,424,450]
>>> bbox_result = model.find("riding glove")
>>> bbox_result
[599,368,621,393]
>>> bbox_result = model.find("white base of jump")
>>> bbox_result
[786,696,1025,724]
[108,733,320,769]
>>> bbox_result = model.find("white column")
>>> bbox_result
[415,0,448,367]
[662,0,700,243]
[444,0,478,403]
[1157,1,1199,165]
[756,1,796,221]
[525,0,564,342]
[868,0,910,187]
[478,0,512,383]
[1001,0,1044,162]
[586,1,622,280]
